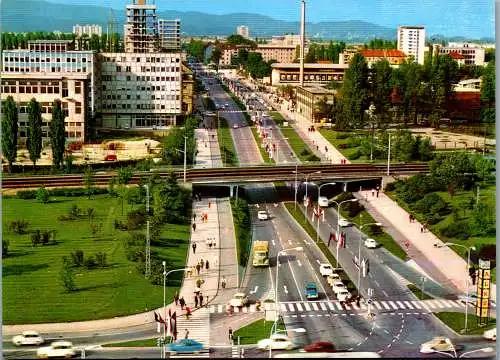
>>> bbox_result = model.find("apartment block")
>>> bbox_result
[97,52,182,129]
[158,19,181,50]
[271,63,348,86]
[359,49,407,67]
[0,40,95,141]
[237,25,249,38]
[73,24,103,37]
[339,48,360,65]
[434,43,485,66]
[256,44,296,63]
[124,0,158,53]
[397,25,426,65]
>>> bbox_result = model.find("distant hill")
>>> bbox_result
[1,0,493,43]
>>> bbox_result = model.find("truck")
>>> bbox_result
[252,240,270,267]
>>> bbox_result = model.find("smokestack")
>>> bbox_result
[299,0,305,86]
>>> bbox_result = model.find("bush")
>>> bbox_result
[31,230,42,247]
[346,200,364,217]
[41,230,52,245]
[68,204,80,219]
[413,193,451,217]
[36,187,50,203]
[95,251,108,267]
[300,149,311,156]
[336,132,349,139]
[85,255,98,269]
[126,209,147,230]
[348,150,361,160]
[8,219,29,234]
[17,190,37,199]
[335,192,355,203]
[71,250,85,267]
[306,154,320,162]
[439,220,471,240]
[366,224,383,236]
[3,240,9,257]
[384,182,398,192]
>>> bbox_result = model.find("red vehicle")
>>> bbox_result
[303,341,336,353]
[104,154,117,161]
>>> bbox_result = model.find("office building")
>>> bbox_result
[433,43,485,66]
[73,24,103,37]
[124,0,158,53]
[271,63,348,86]
[269,34,303,47]
[397,25,426,65]
[0,40,95,141]
[158,19,181,50]
[237,25,249,38]
[256,44,297,63]
[359,49,407,67]
[296,85,337,124]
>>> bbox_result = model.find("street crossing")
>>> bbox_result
[170,307,210,358]
[208,299,469,315]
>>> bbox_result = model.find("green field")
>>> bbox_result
[3,194,189,324]
[103,338,166,347]
[233,319,286,345]
[319,129,370,162]
[435,312,496,335]
[279,126,319,163]
[217,117,239,166]
[250,127,272,163]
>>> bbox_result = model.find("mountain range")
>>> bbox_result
[1,0,494,43]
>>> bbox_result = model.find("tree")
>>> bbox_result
[340,53,369,128]
[314,96,333,122]
[83,166,95,199]
[36,186,49,203]
[210,47,222,65]
[118,167,133,215]
[480,61,495,125]
[370,59,393,127]
[60,257,76,292]
[50,99,66,168]
[2,96,18,172]
[27,98,43,170]
[2,240,9,257]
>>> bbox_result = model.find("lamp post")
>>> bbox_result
[174,135,188,183]
[330,199,358,268]
[271,246,303,359]
[387,133,391,176]
[310,182,337,243]
[303,171,321,221]
[161,266,190,358]
[434,242,476,333]
[356,221,382,296]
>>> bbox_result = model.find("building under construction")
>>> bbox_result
[124,0,158,53]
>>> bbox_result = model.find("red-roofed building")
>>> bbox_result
[447,51,465,65]
[359,49,407,67]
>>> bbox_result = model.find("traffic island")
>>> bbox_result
[407,284,434,300]
[233,319,286,345]
[434,312,496,335]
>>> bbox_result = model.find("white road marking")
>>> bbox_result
[283,286,288,294]
[396,301,406,309]
[373,301,382,310]
[312,302,319,311]
[287,303,295,312]
[288,239,292,245]
[382,290,388,296]
[218,304,224,313]
[210,306,215,313]
[351,303,360,310]
[297,260,302,267]
[383,329,390,334]
[320,302,327,311]
[425,301,437,309]
[296,303,303,312]
[411,301,422,309]
[242,306,248,313]
[249,286,258,294]
[316,259,321,265]
[388,301,399,310]
[405,341,413,345]
[344,303,351,310]
[327,302,336,311]
[381,301,391,310]
[374,280,380,286]
[304,302,312,311]
[334,302,343,310]
[280,303,288,312]
[403,301,414,309]
[272,240,276,246]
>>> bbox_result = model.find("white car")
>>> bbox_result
[257,211,269,220]
[319,263,334,277]
[12,331,45,346]
[338,218,351,227]
[37,341,75,359]
[420,337,456,354]
[483,328,496,341]
[318,196,329,207]
[364,238,378,249]
[337,289,352,302]
[331,281,347,294]
[326,273,341,285]
[257,334,297,351]
[233,124,239,129]
[229,292,248,307]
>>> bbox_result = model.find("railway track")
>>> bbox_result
[2,163,428,189]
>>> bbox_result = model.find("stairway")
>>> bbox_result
[169,307,211,358]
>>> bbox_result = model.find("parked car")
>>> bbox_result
[338,218,351,227]
[483,328,497,341]
[319,263,334,277]
[229,292,249,307]
[36,341,75,359]
[364,238,378,249]
[326,273,341,285]
[257,334,297,351]
[257,211,269,220]
[166,339,205,354]
[336,289,352,302]
[303,341,336,353]
[331,281,347,294]
[305,283,319,300]
[420,337,457,354]
[104,154,117,161]
[12,331,44,346]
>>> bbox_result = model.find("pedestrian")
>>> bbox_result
[200,258,204,269]
[196,263,201,275]
[192,222,196,232]
[316,145,319,151]
[421,226,424,233]
[192,242,197,254]
[174,291,179,306]
[194,295,199,308]
[372,189,375,197]
[185,306,191,319]
[208,201,211,209]
[208,239,213,249]
[409,214,412,222]
[179,296,186,309]
[205,260,209,270]
[184,329,189,339]
[325,146,328,152]
[199,293,204,307]
[173,329,178,341]
[376,186,380,198]
[228,327,233,341]
[193,213,196,221]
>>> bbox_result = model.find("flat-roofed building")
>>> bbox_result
[256,44,296,63]
[73,24,102,37]
[296,85,337,124]
[124,0,158,53]
[0,40,95,141]
[237,25,249,38]
[271,63,348,86]
[359,49,407,67]
[181,62,194,115]
[397,25,426,65]
[433,43,485,66]
[454,78,481,92]
[158,19,181,50]
[339,47,359,65]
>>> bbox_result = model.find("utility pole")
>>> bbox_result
[299,0,306,86]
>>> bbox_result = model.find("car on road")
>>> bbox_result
[166,339,205,354]
[336,289,352,302]
[484,328,497,341]
[364,238,378,249]
[36,341,75,359]
[233,124,239,129]
[419,337,457,354]
[338,218,351,227]
[319,263,334,277]
[305,283,319,300]
[257,210,269,220]
[303,341,336,353]
[318,196,329,207]
[229,292,249,307]
[257,334,298,351]
[326,273,341,285]
[331,281,347,294]
[12,331,45,346]
[225,103,229,107]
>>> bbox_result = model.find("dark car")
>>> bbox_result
[303,341,336,353]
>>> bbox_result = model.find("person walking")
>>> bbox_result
[199,293,204,307]
[192,242,197,254]
[179,296,186,309]
[372,189,375,197]
[192,222,196,232]
[221,276,227,289]
[184,329,189,339]
[228,327,233,341]
[200,258,205,269]
[174,291,179,306]
[376,186,380,197]
[196,263,201,275]
[193,213,196,221]
[194,295,199,308]
[205,260,209,270]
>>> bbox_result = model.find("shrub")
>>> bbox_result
[41,230,52,245]
[17,190,37,199]
[8,219,29,234]
[90,223,102,236]
[95,251,108,268]
[384,182,398,192]
[335,192,355,203]
[346,201,364,217]
[36,186,50,203]
[126,209,147,230]
[439,220,471,240]
[85,255,98,269]
[68,204,80,219]
[71,250,85,267]
[31,230,42,247]
[366,224,383,236]
[60,258,76,292]
[3,240,9,257]
[300,149,311,156]
[336,132,349,139]
[306,154,320,162]
[348,150,361,160]
[413,193,450,217]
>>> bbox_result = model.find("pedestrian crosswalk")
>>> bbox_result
[208,299,467,315]
[170,307,210,358]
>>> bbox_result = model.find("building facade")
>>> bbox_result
[296,85,336,123]
[0,40,95,141]
[73,24,103,37]
[181,62,194,115]
[158,19,181,51]
[124,0,158,53]
[271,63,348,86]
[397,25,426,65]
[359,49,407,67]
[237,25,249,38]
[256,44,296,63]
[339,47,360,65]
[434,44,485,66]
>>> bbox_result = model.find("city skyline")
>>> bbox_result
[41,0,495,38]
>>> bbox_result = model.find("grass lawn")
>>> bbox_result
[319,129,371,163]
[233,319,286,345]
[407,284,434,300]
[250,126,272,163]
[103,337,165,347]
[217,117,239,166]
[3,194,189,324]
[270,112,285,126]
[435,312,496,335]
[279,126,319,163]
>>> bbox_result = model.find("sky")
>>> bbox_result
[47,0,495,38]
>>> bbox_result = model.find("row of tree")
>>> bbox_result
[301,41,347,63]
[2,96,66,172]
[230,49,275,78]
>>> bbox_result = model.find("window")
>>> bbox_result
[75,102,82,114]
[75,81,81,94]
[62,81,68,97]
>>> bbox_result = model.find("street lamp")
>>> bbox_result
[429,347,494,359]
[356,220,382,296]
[312,182,337,243]
[271,246,304,359]
[434,242,476,333]
[302,171,321,220]
[161,266,190,358]
[330,199,358,268]
[174,135,188,183]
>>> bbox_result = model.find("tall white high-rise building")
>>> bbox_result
[237,25,249,38]
[158,19,181,50]
[397,25,426,65]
